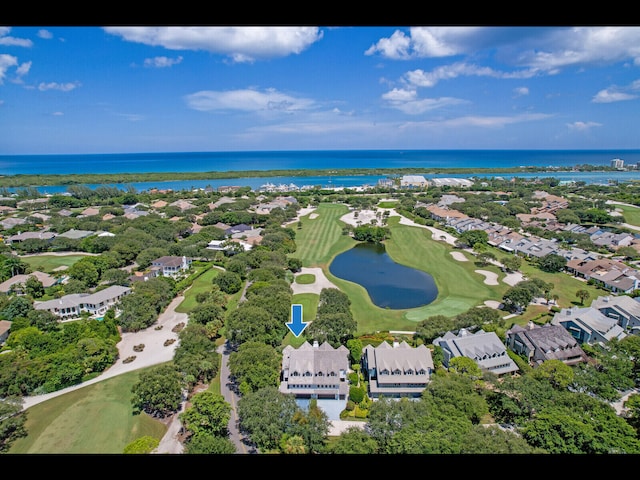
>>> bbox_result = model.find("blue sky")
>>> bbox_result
[2,26,640,155]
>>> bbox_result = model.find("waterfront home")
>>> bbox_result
[279,341,350,401]
[433,328,519,376]
[506,322,588,367]
[362,340,434,399]
[400,175,428,189]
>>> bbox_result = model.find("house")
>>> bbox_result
[506,322,588,367]
[34,285,131,320]
[552,306,627,345]
[57,229,95,240]
[207,239,252,253]
[591,295,640,333]
[279,340,350,401]
[151,255,192,277]
[433,328,519,376]
[5,230,56,245]
[400,175,428,188]
[0,271,58,294]
[0,320,11,344]
[362,340,434,399]
[565,258,640,293]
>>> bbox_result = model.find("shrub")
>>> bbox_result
[123,435,159,454]
[349,385,365,403]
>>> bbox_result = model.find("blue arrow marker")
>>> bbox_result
[286,304,308,337]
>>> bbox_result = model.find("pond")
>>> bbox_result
[329,242,438,309]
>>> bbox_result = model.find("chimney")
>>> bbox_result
[313,340,319,348]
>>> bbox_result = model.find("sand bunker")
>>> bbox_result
[450,251,468,262]
[475,269,499,285]
[502,272,524,286]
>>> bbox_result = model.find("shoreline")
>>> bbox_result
[0,164,628,189]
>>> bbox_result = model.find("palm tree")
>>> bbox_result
[576,289,590,305]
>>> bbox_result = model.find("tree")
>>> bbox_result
[0,296,34,321]
[24,275,45,298]
[228,341,281,395]
[237,386,303,453]
[180,391,231,438]
[327,427,379,454]
[0,396,27,452]
[538,253,567,273]
[225,304,286,347]
[501,255,522,273]
[617,246,639,260]
[66,258,100,287]
[457,230,488,249]
[213,270,243,294]
[184,433,236,454]
[576,289,590,305]
[502,285,534,313]
[448,356,482,379]
[131,364,184,418]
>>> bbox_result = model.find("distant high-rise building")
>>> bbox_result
[611,158,624,169]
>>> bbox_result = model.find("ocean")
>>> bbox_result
[1,149,639,194]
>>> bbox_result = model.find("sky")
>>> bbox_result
[2,25,640,155]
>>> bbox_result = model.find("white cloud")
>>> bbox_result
[364,30,413,59]
[592,79,640,103]
[143,56,183,68]
[52,111,63,116]
[0,27,33,47]
[404,62,538,89]
[0,54,18,84]
[104,26,323,63]
[400,112,553,129]
[382,88,468,114]
[368,26,640,73]
[592,89,637,103]
[38,30,53,40]
[115,113,144,122]
[16,61,31,76]
[38,81,81,92]
[567,121,602,131]
[366,27,484,59]
[513,87,529,97]
[184,88,315,113]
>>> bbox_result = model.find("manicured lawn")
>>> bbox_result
[9,367,168,454]
[614,203,640,227]
[295,274,316,284]
[174,266,221,313]
[20,254,90,274]
[293,203,355,268]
